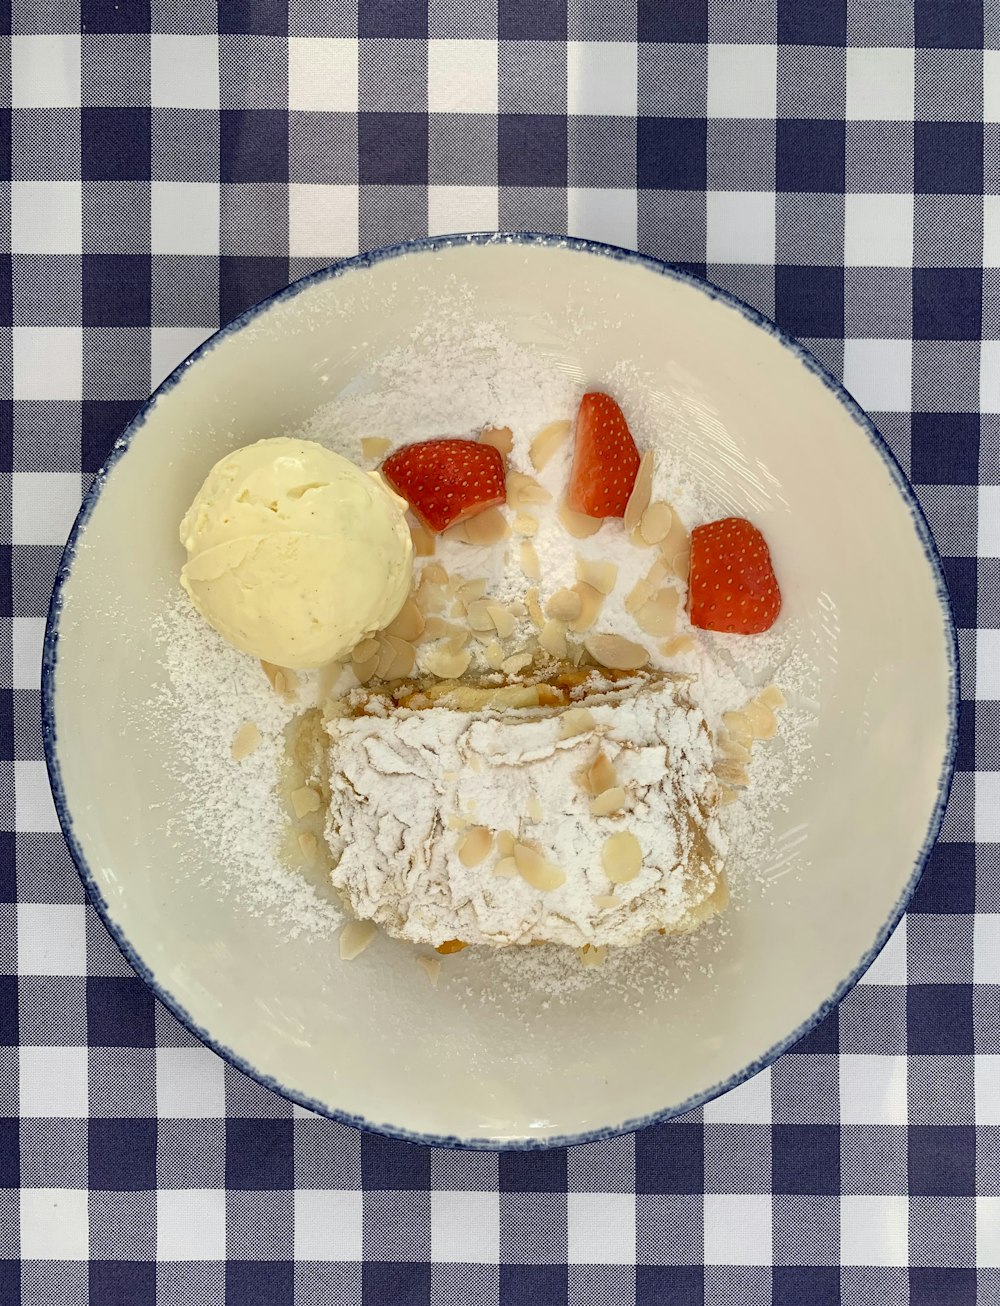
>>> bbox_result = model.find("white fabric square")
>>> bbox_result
[844,194,914,268]
[978,1198,1000,1265]
[977,918,1000,987]
[706,191,776,265]
[981,341,1000,414]
[567,188,637,251]
[12,619,45,692]
[294,1190,364,1261]
[567,1193,636,1265]
[978,630,1000,699]
[567,42,637,116]
[151,34,220,109]
[156,1047,227,1118]
[985,197,1000,269]
[20,1188,89,1260]
[984,51,1000,124]
[428,185,498,236]
[18,903,87,977]
[703,1066,772,1124]
[151,183,220,256]
[981,487,1000,557]
[12,473,81,546]
[289,184,359,258]
[859,916,907,985]
[842,339,912,412]
[432,1191,500,1264]
[839,1055,909,1126]
[428,39,498,114]
[707,45,777,118]
[288,38,358,112]
[11,36,81,108]
[13,329,82,401]
[703,1195,772,1266]
[11,182,83,256]
[976,1056,1000,1125]
[157,1189,227,1261]
[840,1196,909,1266]
[846,48,914,121]
[15,761,60,834]
[151,328,215,389]
[20,1047,89,1118]
[977,772,1000,843]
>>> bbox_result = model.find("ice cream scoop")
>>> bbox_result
[179,437,413,668]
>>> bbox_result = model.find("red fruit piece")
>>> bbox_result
[567,392,641,519]
[688,517,782,635]
[381,438,506,533]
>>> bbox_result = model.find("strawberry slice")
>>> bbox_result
[689,517,782,635]
[381,438,506,533]
[567,392,641,519]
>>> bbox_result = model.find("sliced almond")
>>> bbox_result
[446,626,470,651]
[291,786,322,819]
[436,939,468,955]
[482,640,504,670]
[297,832,318,859]
[659,509,690,573]
[519,539,541,581]
[576,557,618,595]
[546,587,583,622]
[625,576,654,615]
[443,520,471,544]
[602,830,643,883]
[592,894,618,910]
[558,499,602,538]
[416,954,441,987]
[446,813,467,831]
[639,501,673,545]
[409,520,435,557]
[456,577,487,604]
[525,587,544,628]
[671,549,691,582]
[588,752,617,795]
[231,721,261,761]
[513,512,538,536]
[501,651,534,676]
[569,641,585,666]
[759,685,786,711]
[479,424,513,455]
[630,523,654,550]
[375,636,397,680]
[559,706,596,739]
[568,582,604,633]
[385,598,424,642]
[635,588,679,638]
[466,599,495,632]
[720,737,752,764]
[261,660,296,698]
[624,450,654,532]
[507,471,551,508]
[361,436,391,461]
[744,698,778,740]
[527,794,543,823]
[513,842,565,892]
[719,785,742,807]
[421,615,449,641]
[493,856,518,878]
[584,633,649,671]
[384,635,416,680]
[414,579,446,615]
[458,826,493,867]
[487,603,517,639]
[351,637,380,664]
[661,634,696,657]
[721,710,753,751]
[339,919,377,961]
[352,654,379,684]
[423,646,472,680]
[423,562,449,586]
[529,418,572,471]
[590,786,626,816]
[580,944,607,968]
[539,619,568,659]
[465,506,510,546]
[716,759,750,787]
[497,830,516,858]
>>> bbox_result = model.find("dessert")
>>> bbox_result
[179,437,412,668]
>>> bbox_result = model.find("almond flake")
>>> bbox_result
[661,634,696,657]
[659,509,690,572]
[720,737,752,764]
[339,919,377,961]
[519,539,541,581]
[507,471,551,508]
[629,523,655,550]
[384,635,416,680]
[385,598,424,642]
[590,786,626,816]
[539,619,568,659]
[409,520,435,557]
[416,954,441,986]
[361,436,391,461]
[443,520,471,544]
[527,794,543,822]
[602,830,643,883]
[513,842,565,891]
[493,856,518,877]
[351,637,380,664]
[352,654,379,684]
[559,706,595,739]
[759,685,786,710]
[624,449,654,532]
[625,576,654,614]
[423,646,472,680]
[481,640,502,670]
[529,418,572,470]
[635,588,679,637]
[375,636,396,680]
[479,424,513,455]
[466,599,496,632]
[557,499,602,538]
[458,826,493,867]
[487,603,516,638]
[715,759,749,786]
[580,944,607,968]
[291,785,322,819]
[568,582,604,633]
[231,721,261,761]
[466,506,510,545]
[576,557,618,595]
[639,501,673,545]
[744,697,778,740]
[423,562,449,586]
[719,785,741,806]
[513,512,538,536]
[721,710,753,750]
[525,587,544,628]
[501,651,534,675]
[546,587,583,622]
[421,615,449,641]
[414,579,446,615]
[497,830,516,857]
[297,832,318,859]
[260,660,296,698]
[456,577,487,604]
[584,633,649,671]
[588,752,617,794]
[592,894,618,910]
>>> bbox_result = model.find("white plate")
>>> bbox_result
[43,235,956,1147]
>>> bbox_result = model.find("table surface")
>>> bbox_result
[3,2,998,1303]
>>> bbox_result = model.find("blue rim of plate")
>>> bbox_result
[41,232,959,1150]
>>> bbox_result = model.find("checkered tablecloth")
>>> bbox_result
[2,0,998,1301]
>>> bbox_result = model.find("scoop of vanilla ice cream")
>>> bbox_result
[179,437,412,668]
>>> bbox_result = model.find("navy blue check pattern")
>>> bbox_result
[2,1,999,1302]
